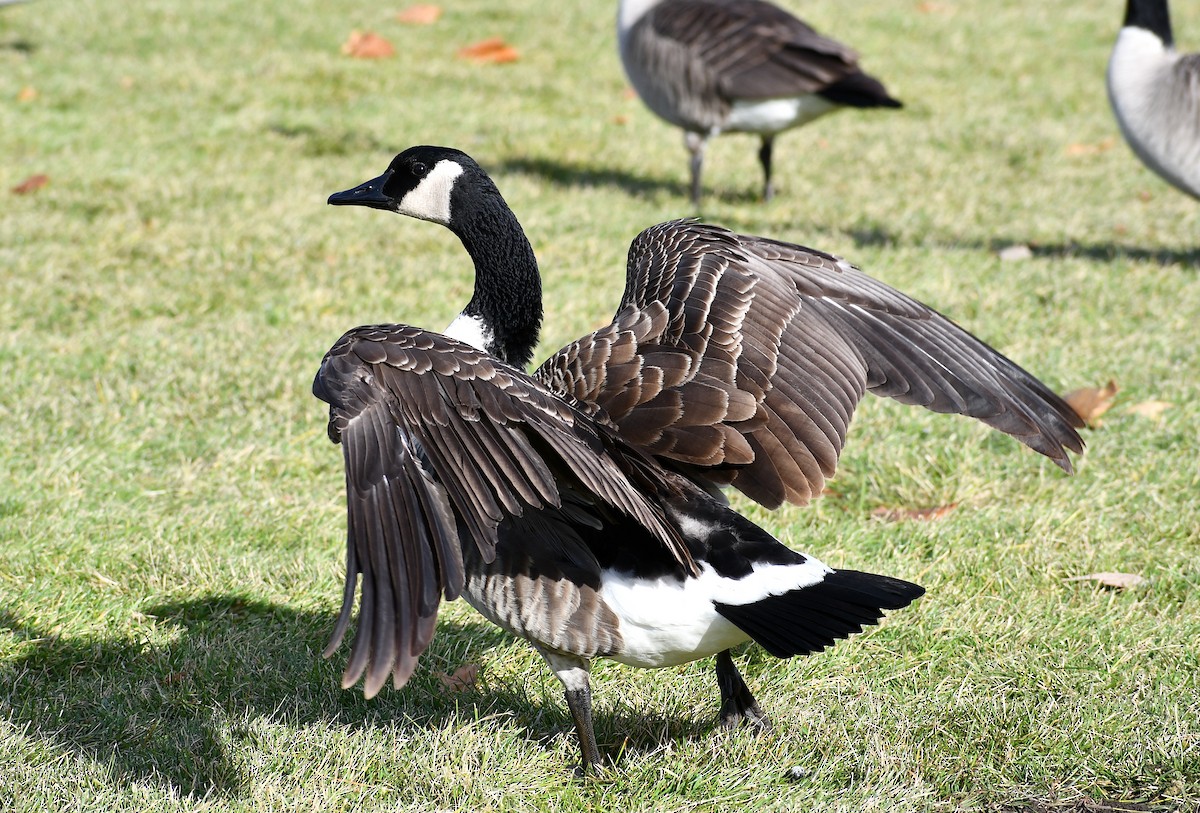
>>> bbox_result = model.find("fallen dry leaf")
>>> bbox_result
[1065,572,1146,589]
[1125,400,1173,421]
[916,1,950,12]
[341,30,395,59]
[612,114,628,125]
[871,503,958,522]
[397,4,442,24]
[1063,380,1118,427]
[434,663,480,693]
[17,86,37,102]
[457,37,520,64]
[1065,137,1116,157]
[11,174,48,195]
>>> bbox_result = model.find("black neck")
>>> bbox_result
[449,184,543,369]
[1124,0,1173,46]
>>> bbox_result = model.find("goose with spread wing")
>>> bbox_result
[315,145,1083,773]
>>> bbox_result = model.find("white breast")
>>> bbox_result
[1107,27,1200,198]
[443,312,493,353]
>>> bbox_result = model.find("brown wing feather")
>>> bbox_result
[313,325,691,696]
[536,221,1084,511]
[647,0,862,100]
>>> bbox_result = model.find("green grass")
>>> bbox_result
[2,0,1198,810]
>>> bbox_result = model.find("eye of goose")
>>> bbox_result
[410,161,428,178]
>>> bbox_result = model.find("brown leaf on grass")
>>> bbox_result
[434,663,480,693]
[457,37,520,64]
[916,1,950,12]
[1065,572,1146,589]
[870,503,958,522]
[1063,380,1118,427]
[397,4,442,24]
[341,30,395,59]
[1065,137,1116,157]
[1125,400,1173,421]
[11,174,48,195]
[17,86,37,102]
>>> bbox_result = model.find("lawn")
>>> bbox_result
[1,0,1198,810]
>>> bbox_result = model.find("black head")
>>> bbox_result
[327,145,490,226]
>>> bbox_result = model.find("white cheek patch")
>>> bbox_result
[396,160,465,225]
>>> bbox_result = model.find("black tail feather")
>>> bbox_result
[715,570,924,658]
[817,72,903,109]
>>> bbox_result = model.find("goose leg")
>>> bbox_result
[685,131,707,205]
[758,135,776,201]
[539,649,602,774]
[715,649,773,731]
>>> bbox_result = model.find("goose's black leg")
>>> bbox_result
[759,135,776,201]
[716,649,773,731]
[685,131,707,206]
[540,649,602,774]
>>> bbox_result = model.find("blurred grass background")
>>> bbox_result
[1,0,1198,810]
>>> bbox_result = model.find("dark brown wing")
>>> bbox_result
[536,220,1084,509]
[312,324,688,697]
[647,0,862,100]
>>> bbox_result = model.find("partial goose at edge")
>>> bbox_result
[1107,0,1200,199]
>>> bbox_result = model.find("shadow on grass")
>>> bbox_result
[497,155,686,200]
[1013,241,1200,268]
[0,595,722,799]
[0,38,35,54]
[843,224,1200,268]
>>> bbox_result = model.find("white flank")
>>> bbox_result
[727,94,836,134]
[600,558,833,668]
[396,159,465,225]
[443,312,494,353]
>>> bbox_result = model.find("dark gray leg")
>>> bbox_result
[716,649,773,731]
[758,135,776,201]
[539,649,602,774]
[685,131,707,206]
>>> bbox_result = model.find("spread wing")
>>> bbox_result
[536,220,1084,509]
[313,325,688,697]
[646,0,862,100]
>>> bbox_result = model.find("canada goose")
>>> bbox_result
[1107,0,1200,199]
[616,0,903,203]
[316,146,1084,773]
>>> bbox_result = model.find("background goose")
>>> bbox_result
[1107,0,1200,199]
[617,0,902,203]
[316,146,1083,773]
